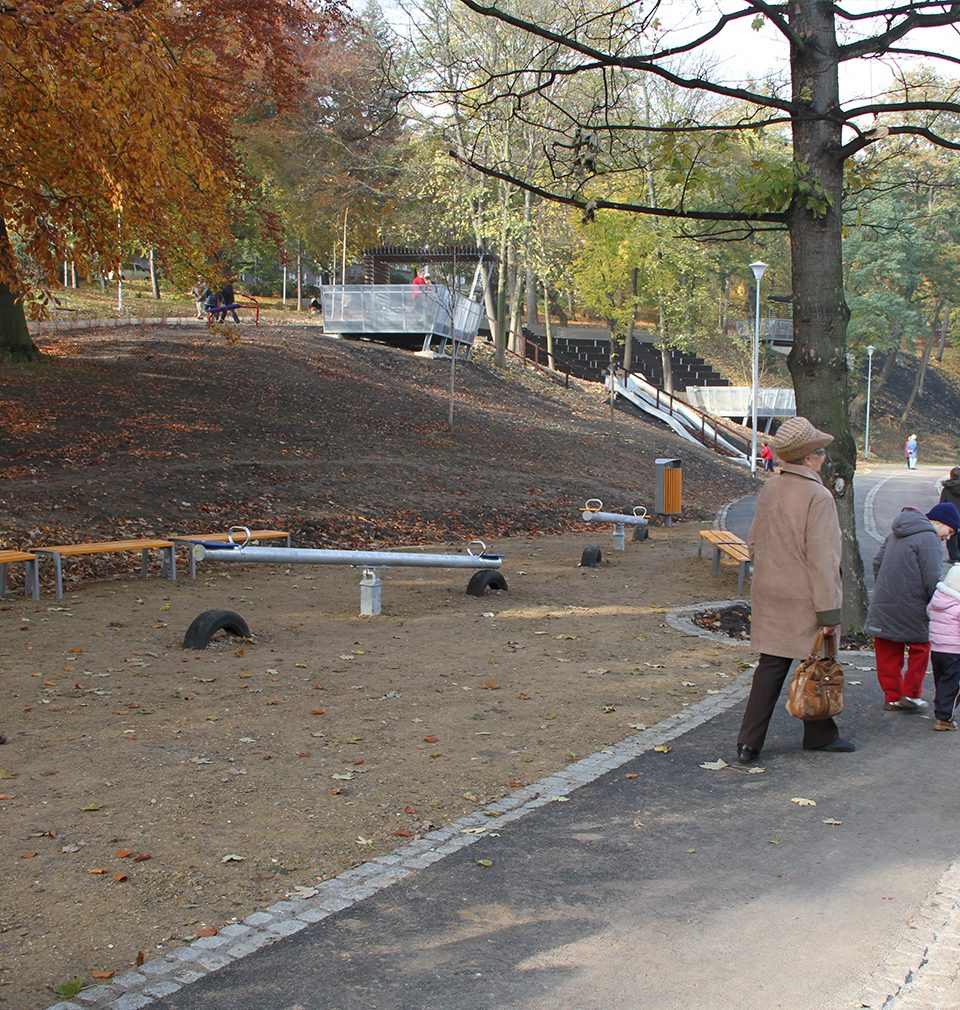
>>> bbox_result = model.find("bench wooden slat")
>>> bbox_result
[169,530,291,578]
[0,550,37,562]
[698,529,752,595]
[170,530,288,544]
[33,539,176,599]
[0,550,39,601]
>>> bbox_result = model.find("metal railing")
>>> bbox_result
[618,367,752,458]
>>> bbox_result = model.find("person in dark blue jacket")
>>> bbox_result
[867,502,960,711]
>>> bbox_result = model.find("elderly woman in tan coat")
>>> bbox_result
[736,416,856,763]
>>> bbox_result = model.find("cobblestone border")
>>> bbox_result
[43,633,754,1010]
[854,855,960,1009]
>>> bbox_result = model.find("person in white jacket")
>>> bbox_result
[926,563,960,731]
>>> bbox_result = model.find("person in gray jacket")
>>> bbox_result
[867,502,960,711]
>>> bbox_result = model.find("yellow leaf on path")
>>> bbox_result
[653,744,671,753]
[769,838,782,845]
[699,759,729,771]
[476,858,494,867]
[822,818,843,826]
[80,802,102,812]
[791,797,817,807]
[0,769,17,780]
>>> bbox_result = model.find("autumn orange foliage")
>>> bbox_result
[0,0,343,356]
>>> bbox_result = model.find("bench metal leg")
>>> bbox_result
[26,559,39,601]
[52,554,64,600]
[737,561,752,596]
[189,546,198,580]
[0,563,6,599]
[711,546,722,576]
[165,546,176,582]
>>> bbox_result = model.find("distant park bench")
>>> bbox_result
[698,529,753,595]
[0,550,40,601]
[170,528,291,578]
[33,539,177,600]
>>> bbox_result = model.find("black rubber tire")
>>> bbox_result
[580,546,602,567]
[466,570,509,597]
[182,609,252,650]
[632,525,649,542]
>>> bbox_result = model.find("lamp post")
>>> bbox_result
[864,344,875,459]
[749,261,768,475]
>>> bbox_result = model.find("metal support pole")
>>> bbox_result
[865,344,875,458]
[749,261,768,476]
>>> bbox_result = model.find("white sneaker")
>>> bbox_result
[899,697,929,711]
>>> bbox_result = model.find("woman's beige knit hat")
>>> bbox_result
[771,416,834,463]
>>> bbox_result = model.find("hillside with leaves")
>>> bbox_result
[0,326,758,583]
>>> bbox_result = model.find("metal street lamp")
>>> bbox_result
[864,344,875,458]
[749,261,768,475]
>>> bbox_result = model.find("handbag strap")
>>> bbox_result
[811,628,838,659]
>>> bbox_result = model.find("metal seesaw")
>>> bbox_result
[189,527,506,616]
[579,499,649,551]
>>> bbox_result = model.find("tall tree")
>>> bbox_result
[0,0,340,361]
[446,0,960,625]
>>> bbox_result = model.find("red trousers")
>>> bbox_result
[874,637,930,702]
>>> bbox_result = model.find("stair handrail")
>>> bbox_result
[617,366,752,457]
[507,332,573,387]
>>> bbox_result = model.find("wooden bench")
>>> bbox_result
[0,550,40,601]
[33,540,176,600]
[698,529,753,595]
[170,529,291,579]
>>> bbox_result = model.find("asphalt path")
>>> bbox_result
[137,465,960,1010]
[148,660,960,1010]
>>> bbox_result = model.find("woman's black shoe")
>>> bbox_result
[804,736,856,753]
[737,744,760,764]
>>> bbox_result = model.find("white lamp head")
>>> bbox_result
[867,344,875,355]
[749,261,768,282]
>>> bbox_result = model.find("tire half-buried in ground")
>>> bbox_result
[182,609,252,650]
[466,570,508,597]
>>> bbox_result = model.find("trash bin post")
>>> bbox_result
[654,457,682,526]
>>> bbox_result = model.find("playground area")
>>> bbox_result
[0,325,762,1007]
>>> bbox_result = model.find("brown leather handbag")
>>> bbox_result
[785,630,845,720]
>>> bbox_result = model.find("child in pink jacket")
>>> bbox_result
[927,563,960,731]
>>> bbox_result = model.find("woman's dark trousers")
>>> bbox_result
[737,653,839,751]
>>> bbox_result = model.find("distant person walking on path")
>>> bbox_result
[866,502,960,713]
[736,416,854,764]
[939,466,960,562]
[760,441,775,472]
[191,279,207,319]
[905,433,919,469]
[926,564,960,731]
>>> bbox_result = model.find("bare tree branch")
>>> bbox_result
[448,147,788,223]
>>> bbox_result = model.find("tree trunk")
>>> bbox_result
[901,328,938,423]
[624,267,638,372]
[936,300,951,362]
[0,217,41,362]
[297,241,303,312]
[149,249,161,299]
[787,0,867,627]
[524,190,537,326]
[543,280,555,370]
